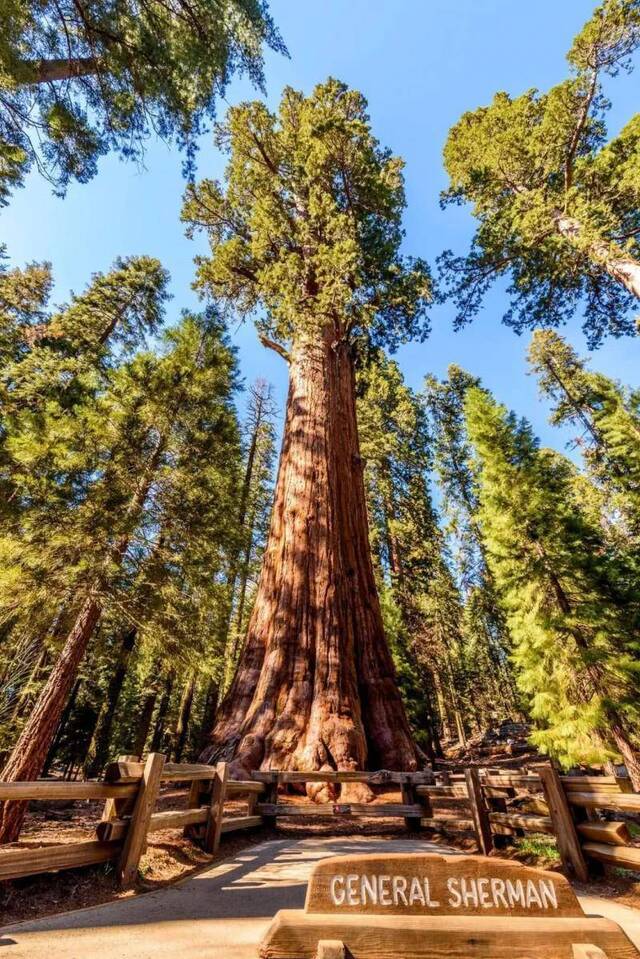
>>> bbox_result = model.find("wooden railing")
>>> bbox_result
[0,755,264,887]
[1,762,638,887]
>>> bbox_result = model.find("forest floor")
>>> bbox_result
[3,783,640,927]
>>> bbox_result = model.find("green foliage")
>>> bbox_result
[423,366,520,723]
[440,0,640,346]
[529,329,640,543]
[514,834,560,866]
[0,252,246,767]
[183,78,431,354]
[0,0,285,201]
[465,385,640,768]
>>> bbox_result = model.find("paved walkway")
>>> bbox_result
[1,837,639,958]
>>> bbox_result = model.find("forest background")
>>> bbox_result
[4,0,637,436]
[2,0,640,821]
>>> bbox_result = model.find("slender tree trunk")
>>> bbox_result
[42,678,82,777]
[170,675,196,762]
[0,438,163,842]
[556,214,640,300]
[222,384,269,690]
[128,670,161,759]
[83,627,137,778]
[149,674,174,754]
[0,596,101,841]
[200,330,418,793]
[197,680,219,754]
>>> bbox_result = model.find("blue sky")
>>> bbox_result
[2,0,639,450]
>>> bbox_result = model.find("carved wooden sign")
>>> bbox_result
[304,852,580,918]
[260,853,640,958]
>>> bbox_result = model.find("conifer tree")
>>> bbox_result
[0,0,284,202]
[185,79,431,788]
[441,0,640,346]
[529,329,640,542]
[357,354,444,756]
[423,367,519,718]
[0,305,240,840]
[465,386,640,784]
[221,379,277,692]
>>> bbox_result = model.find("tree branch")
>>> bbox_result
[26,57,100,84]
[564,68,598,195]
[258,334,289,362]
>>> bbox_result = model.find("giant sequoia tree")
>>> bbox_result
[184,79,431,787]
[0,0,284,202]
[440,0,640,346]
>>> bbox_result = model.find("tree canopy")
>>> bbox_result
[0,0,285,202]
[182,78,431,356]
[440,0,640,346]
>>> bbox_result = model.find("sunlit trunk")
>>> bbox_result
[200,328,418,797]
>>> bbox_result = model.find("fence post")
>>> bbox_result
[535,764,588,881]
[204,761,228,854]
[464,767,494,856]
[118,752,165,887]
[401,775,420,832]
[100,754,138,827]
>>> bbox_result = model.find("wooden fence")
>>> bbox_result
[0,754,264,888]
[1,762,639,887]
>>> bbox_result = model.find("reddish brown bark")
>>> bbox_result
[200,329,419,795]
[0,596,101,841]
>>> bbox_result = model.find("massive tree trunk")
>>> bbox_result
[200,329,418,793]
[556,214,640,300]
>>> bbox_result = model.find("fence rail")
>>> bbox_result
[0,761,638,887]
[0,754,265,887]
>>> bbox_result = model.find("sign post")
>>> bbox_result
[259,852,639,958]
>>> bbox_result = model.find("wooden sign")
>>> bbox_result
[260,853,640,959]
[305,852,579,918]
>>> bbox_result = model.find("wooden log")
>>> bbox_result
[118,752,165,887]
[582,842,640,871]
[220,815,264,834]
[255,803,424,818]
[416,785,469,798]
[250,770,435,785]
[464,767,493,856]
[105,759,219,783]
[0,781,137,801]
[560,776,618,789]
[0,840,120,881]
[488,812,554,834]
[481,775,542,789]
[401,780,421,832]
[184,777,206,840]
[535,765,588,882]
[101,754,138,824]
[567,792,640,812]
[103,759,145,783]
[420,816,474,831]
[97,807,209,842]
[226,781,265,795]
[315,942,345,959]
[577,821,632,845]
[259,912,635,959]
[204,760,228,853]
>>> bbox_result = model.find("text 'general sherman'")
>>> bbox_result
[329,873,559,911]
